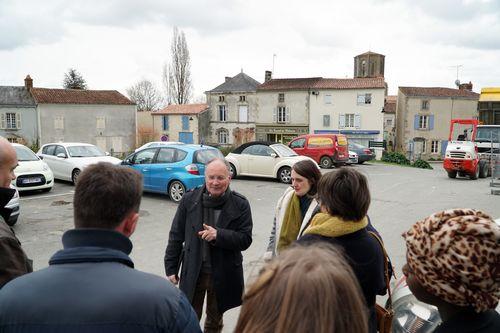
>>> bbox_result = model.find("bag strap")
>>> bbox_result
[368,231,394,310]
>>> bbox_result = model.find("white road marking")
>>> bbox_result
[20,191,74,201]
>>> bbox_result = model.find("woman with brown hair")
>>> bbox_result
[297,167,386,333]
[265,159,321,258]
[235,243,368,333]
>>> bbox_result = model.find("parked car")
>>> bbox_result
[288,134,349,168]
[122,144,223,202]
[12,143,54,192]
[5,186,20,226]
[347,151,359,164]
[348,142,375,164]
[38,143,121,184]
[135,141,184,152]
[225,141,316,184]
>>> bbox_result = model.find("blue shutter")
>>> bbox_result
[162,115,169,130]
[429,115,434,130]
[441,140,448,157]
[414,115,420,130]
[182,116,189,130]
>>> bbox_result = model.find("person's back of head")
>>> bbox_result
[235,243,368,333]
[317,168,370,221]
[73,162,143,232]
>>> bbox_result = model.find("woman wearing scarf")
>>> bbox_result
[297,168,386,333]
[265,159,321,257]
[403,209,500,333]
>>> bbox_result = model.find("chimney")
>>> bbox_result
[24,75,33,90]
[225,76,231,82]
[459,81,473,91]
[265,70,272,82]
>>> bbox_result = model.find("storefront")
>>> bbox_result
[256,125,309,144]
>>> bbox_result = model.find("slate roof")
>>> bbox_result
[399,87,479,99]
[153,103,208,115]
[0,86,36,106]
[257,77,386,91]
[384,95,397,114]
[30,88,134,105]
[208,72,261,93]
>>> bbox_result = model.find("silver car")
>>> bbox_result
[5,186,20,226]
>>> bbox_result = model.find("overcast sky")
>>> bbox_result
[1,0,499,100]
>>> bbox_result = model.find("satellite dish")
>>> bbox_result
[455,79,461,87]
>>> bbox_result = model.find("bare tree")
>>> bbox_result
[163,27,192,104]
[126,80,163,111]
[63,68,87,89]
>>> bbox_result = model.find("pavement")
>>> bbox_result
[13,162,500,332]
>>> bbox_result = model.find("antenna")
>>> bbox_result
[449,64,463,87]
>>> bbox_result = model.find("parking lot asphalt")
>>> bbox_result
[13,162,499,332]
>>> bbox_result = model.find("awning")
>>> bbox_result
[479,87,500,102]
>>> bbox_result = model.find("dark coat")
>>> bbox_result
[0,229,201,333]
[298,228,386,333]
[164,186,253,314]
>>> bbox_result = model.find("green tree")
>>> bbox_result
[63,68,87,89]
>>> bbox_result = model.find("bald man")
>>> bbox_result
[0,137,32,288]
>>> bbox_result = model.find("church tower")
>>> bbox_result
[354,51,385,78]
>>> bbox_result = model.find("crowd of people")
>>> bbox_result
[0,135,499,333]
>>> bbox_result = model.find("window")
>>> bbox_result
[242,144,273,156]
[1,113,21,129]
[422,140,427,153]
[156,148,176,163]
[357,93,372,105]
[431,140,439,153]
[218,129,229,144]
[239,105,248,122]
[42,145,56,155]
[54,145,67,157]
[421,100,429,110]
[96,116,106,129]
[277,106,287,123]
[182,115,190,130]
[218,105,227,121]
[345,114,355,127]
[54,116,64,130]
[419,115,429,129]
[323,115,331,127]
[162,115,169,130]
[290,138,306,149]
[218,95,225,102]
[324,94,332,104]
[133,149,156,164]
[361,60,366,76]
[278,93,285,103]
[239,95,246,102]
[7,138,18,143]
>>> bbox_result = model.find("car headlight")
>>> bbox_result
[445,152,451,158]
[464,153,471,159]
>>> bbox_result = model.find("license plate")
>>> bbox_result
[22,177,41,184]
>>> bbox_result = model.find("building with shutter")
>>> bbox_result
[395,86,479,160]
[383,95,397,151]
[478,87,500,125]
[150,104,210,144]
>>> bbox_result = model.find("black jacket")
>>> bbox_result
[434,310,500,333]
[164,186,253,314]
[0,228,201,333]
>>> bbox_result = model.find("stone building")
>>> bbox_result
[354,51,385,78]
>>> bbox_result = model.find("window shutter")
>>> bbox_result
[414,115,420,130]
[0,114,5,129]
[429,115,434,130]
[273,107,277,122]
[354,114,361,129]
[339,114,345,128]
[441,140,448,157]
[15,113,21,129]
[285,107,290,123]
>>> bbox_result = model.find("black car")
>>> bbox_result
[348,142,375,164]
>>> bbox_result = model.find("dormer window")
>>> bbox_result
[219,95,225,102]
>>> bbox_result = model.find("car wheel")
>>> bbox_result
[168,181,185,203]
[72,169,81,185]
[469,164,479,180]
[278,166,292,184]
[447,171,457,179]
[6,216,18,227]
[229,163,237,179]
[358,161,365,164]
[478,161,488,178]
[319,156,333,169]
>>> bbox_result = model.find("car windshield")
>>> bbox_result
[15,146,39,161]
[270,144,298,157]
[67,145,105,157]
[350,142,366,149]
[193,149,224,164]
[476,127,500,142]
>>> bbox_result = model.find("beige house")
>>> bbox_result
[206,72,260,146]
[151,104,210,144]
[383,95,397,150]
[395,86,479,160]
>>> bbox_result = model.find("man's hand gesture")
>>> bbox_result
[198,224,217,242]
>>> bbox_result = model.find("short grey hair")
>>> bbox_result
[206,157,231,173]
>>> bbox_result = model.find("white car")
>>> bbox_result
[37,142,121,184]
[5,186,20,226]
[347,151,359,165]
[135,141,184,152]
[225,142,317,184]
[12,143,54,192]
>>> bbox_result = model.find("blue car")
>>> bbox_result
[122,144,223,202]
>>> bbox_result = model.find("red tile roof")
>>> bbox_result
[384,95,397,113]
[153,103,208,115]
[31,88,134,105]
[257,77,386,91]
[399,87,479,99]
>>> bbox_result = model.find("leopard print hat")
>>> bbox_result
[403,208,500,312]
